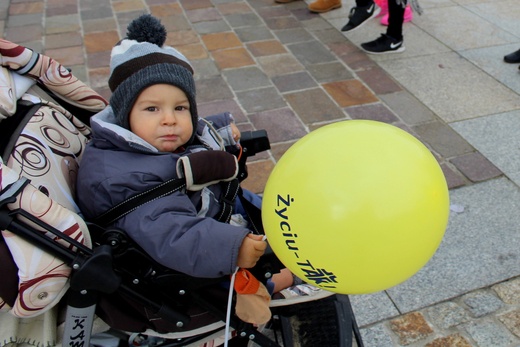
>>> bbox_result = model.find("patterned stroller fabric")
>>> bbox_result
[0,39,107,346]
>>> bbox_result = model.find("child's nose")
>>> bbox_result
[162,111,177,125]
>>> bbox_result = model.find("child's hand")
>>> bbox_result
[231,123,241,142]
[237,233,266,269]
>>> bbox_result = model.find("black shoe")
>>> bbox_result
[504,48,520,64]
[341,1,380,32]
[361,34,405,54]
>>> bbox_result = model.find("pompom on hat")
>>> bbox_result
[108,14,198,139]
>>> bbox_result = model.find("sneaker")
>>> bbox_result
[269,284,335,307]
[361,34,405,54]
[504,48,520,64]
[341,2,381,32]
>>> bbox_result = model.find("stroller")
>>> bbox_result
[0,39,364,347]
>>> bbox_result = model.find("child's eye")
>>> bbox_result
[146,106,158,112]
[176,105,189,111]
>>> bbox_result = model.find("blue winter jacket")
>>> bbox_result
[76,107,250,278]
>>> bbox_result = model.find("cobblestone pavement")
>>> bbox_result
[2,0,520,346]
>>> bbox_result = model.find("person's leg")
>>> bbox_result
[386,0,406,41]
[341,0,380,32]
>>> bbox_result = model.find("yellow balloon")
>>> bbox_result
[262,120,449,294]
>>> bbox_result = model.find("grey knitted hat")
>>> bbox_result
[108,14,197,141]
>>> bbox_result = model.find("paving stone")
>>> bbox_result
[273,27,313,44]
[191,58,220,78]
[235,26,274,42]
[44,46,85,67]
[493,278,520,305]
[255,6,292,20]
[271,71,316,93]
[379,91,437,126]
[112,0,146,12]
[185,7,222,23]
[425,334,473,347]
[350,291,400,327]
[357,66,402,95]
[288,40,337,66]
[197,99,246,123]
[202,32,242,51]
[5,23,42,43]
[223,66,272,92]
[306,62,353,83]
[315,28,352,46]
[359,323,395,347]
[9,1,43,15]
[225,12,263,28]
[389,312,434,346]
[346,103,399,124]
[179,0,212,11]
[269,141,296,163]
[339,49,378,72]
[249,108,307,144]
[167,30,200,46]
[247,40,287,57]
[211,48,255,69]
[216,2,252,15]
[159,14,192,32]
[463,320,515,347]
[264,16,301,30]
[80,5,112,20]
[462,290,505,318]
[412,121,475,158]
[178,43,208,61]
[81,18,117,33]
[322,79,378,108]
[46,4,78,16]
[498,309,520,338]
[192,19,231,34]
[88,67,110,90]
[83,31,119,53]
[284,88,346,124]
[149,2,183,17]
[45,32,83,50]
[240,159,274,194]
[426,302,471,329]
[195,75,234,103]
[450,152,502,183]
[440,163,467,189]
[44,14,81,34]
[235,86,287,114]
[6,13,42,27]
[87,51,110,69]
[257,53,304,77]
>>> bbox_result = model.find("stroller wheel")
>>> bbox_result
[263,295,361,347]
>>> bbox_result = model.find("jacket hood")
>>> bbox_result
[90,106,160,154]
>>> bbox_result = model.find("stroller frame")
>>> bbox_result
[0,38,364,346]
[0,133,365,347]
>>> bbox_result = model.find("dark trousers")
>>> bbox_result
[357,0,406,40]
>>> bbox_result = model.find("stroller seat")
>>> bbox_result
[0,39,363,347]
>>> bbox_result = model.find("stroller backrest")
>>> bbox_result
[0,39,107,318]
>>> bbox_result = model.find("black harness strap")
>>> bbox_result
[92,178,186,227]
[92,178,244,227]
[216,178,240,224]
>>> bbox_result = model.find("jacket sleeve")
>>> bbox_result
[116,189,250,278]
[198,112,237,148]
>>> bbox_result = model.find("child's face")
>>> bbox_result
[129,84,193,152]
